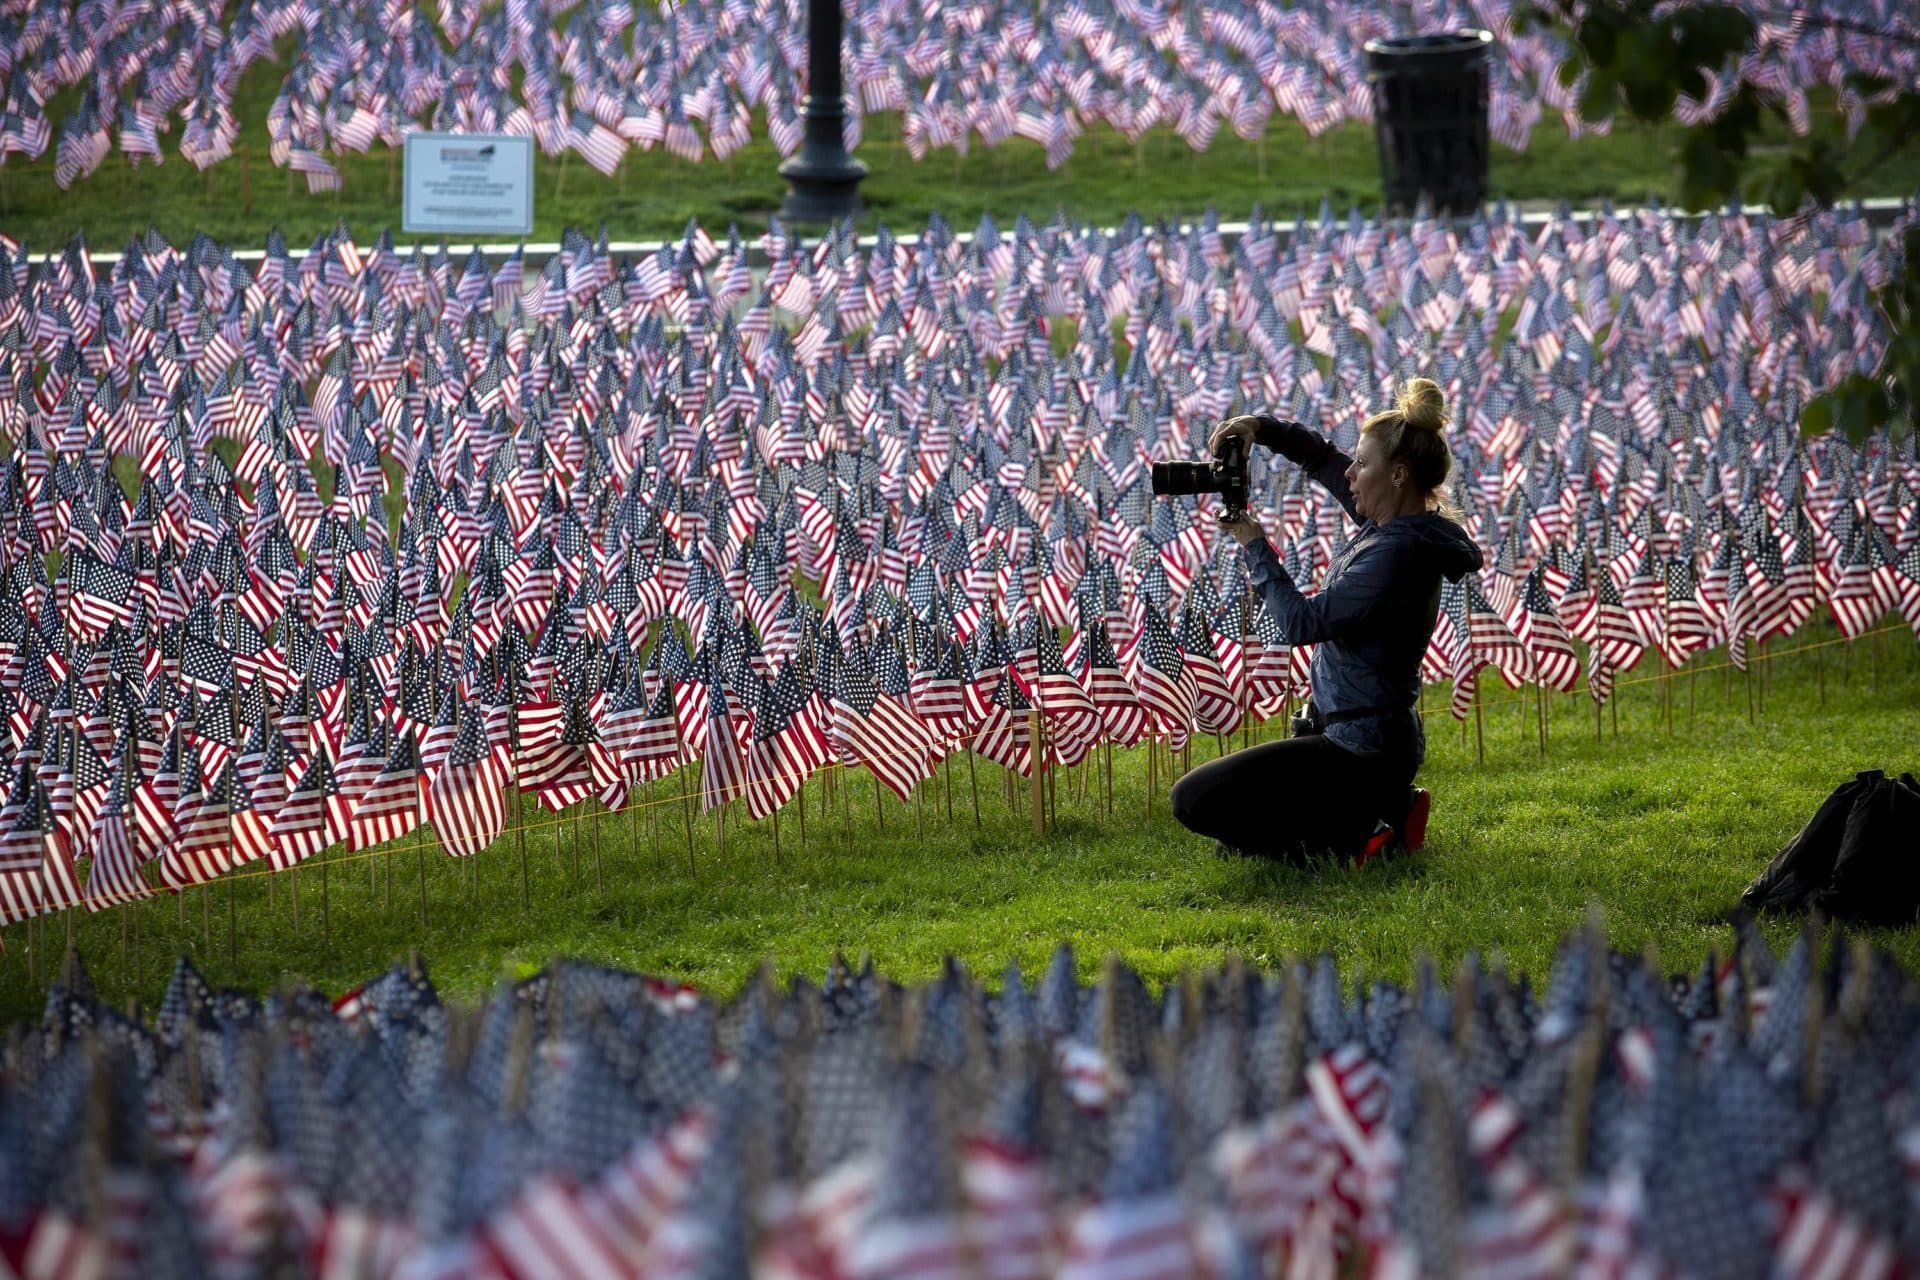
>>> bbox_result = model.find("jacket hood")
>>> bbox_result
[1377,512,1484,583]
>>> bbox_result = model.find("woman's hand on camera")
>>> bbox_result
[1219,513,1266,547]
[1208,416,1262,459]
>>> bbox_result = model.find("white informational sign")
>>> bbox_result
[402,133,534,237]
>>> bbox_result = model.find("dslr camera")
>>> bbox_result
[1151,434,1250,522]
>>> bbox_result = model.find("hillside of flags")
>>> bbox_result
[0,194,1918,927]
[7,915,1920,1279]
[2,0,1917,188]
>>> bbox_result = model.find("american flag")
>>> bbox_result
[831,641,934,802]
[971,671,1033,778]
[1828,524,1882,640]
[270,748,344,869]
[157,755,240,890]
[1516,568,1580,693]
[83,764,153,909]
[744,661,823,821]
[68,549,135,639]
[429,714,507,859]
[1059,1082,1200,1280]
[1131,607,1195,752]
[694,673,748,813]
[348,730,424,852]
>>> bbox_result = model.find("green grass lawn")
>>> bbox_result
[2,47,1915,251]
[6,615,1915,1020]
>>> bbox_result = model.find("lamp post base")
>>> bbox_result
[779,153,869,225]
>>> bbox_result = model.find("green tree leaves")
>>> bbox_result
[1527,1,1918,442]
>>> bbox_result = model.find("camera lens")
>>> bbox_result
[1151,461,1221,497]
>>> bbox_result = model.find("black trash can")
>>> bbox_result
[1364,30,1493,217]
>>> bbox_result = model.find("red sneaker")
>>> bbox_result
[1400,788,1431,852]
[1356,820,1395,867]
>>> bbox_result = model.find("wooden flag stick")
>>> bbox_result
[591,804,603,890]
[1662,587,1674,735]
[1663,655,1674,735]
[1029,705,1045,836]
[1147,736,1156,817]
[771,806,782,864]
[680,763,696,876]
[650,783,662,867]
[516,790,531,908]
[1047,746,1058,829]
[1472,680,1486,765]
[416,791,429,928]
[966,748,980,827]
[321,850,331,945]
[570,809,582,882]
[1536,682,1547,756]
[873,775,884,832]
[943,754,954,824]
[1104,741,1113,816]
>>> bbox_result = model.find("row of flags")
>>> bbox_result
[0,192,1915,927]
[2,0,1916,186]
[9,913,1920,1279]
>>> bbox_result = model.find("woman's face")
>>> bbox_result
[1345,432,1404,522]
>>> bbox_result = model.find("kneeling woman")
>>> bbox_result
[1171,378,1482,863]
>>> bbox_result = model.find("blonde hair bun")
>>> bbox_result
[1396,377,1449,435]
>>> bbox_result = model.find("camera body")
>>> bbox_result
[1150,435,1250,522]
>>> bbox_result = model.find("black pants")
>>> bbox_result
[1169,734,1418,862]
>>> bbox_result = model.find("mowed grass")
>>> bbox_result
[2,42,1917,250]
[4,615,1915,1020]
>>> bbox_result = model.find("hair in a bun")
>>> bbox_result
[1362,377,1457,515]
[1396,377,1449,434]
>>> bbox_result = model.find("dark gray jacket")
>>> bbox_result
[1242,418,1483,766]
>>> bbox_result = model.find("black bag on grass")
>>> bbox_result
[1741,769,1920,926]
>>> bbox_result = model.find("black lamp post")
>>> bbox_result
[779,0,868,224]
